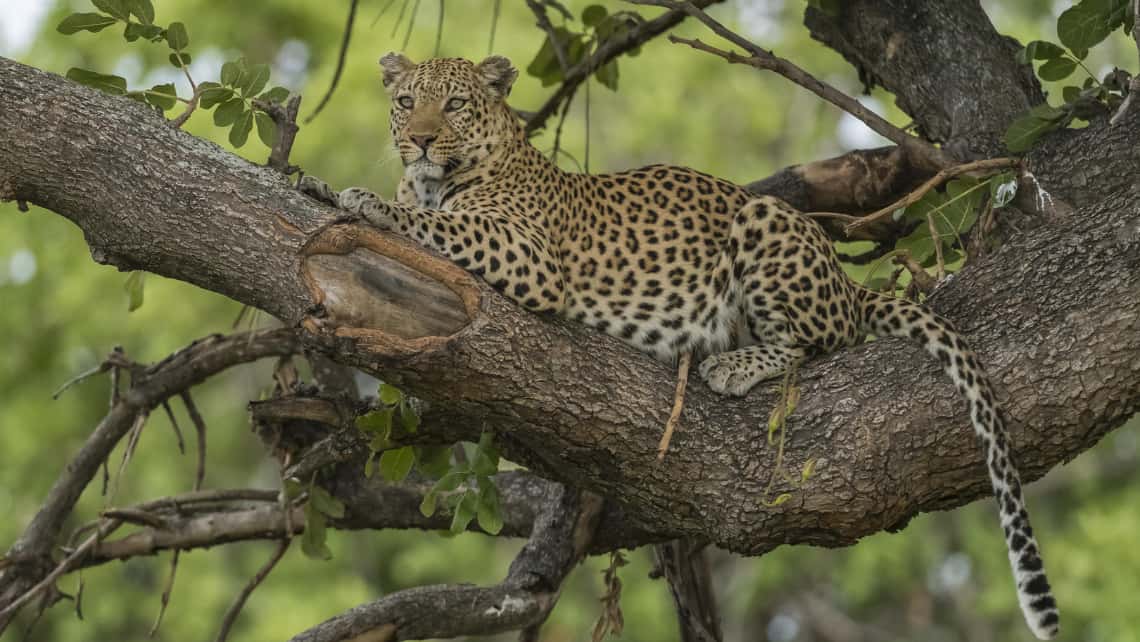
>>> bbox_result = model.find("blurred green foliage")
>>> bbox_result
[1,1,1137,641]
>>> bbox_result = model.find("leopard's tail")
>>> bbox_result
[855,288,1059,640]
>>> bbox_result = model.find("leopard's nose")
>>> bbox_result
[410,134,436,151]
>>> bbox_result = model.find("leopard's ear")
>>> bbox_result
[379,52,416,91]
[475,55,518,99]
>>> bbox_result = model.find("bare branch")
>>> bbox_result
[215,539,291,642]
[1110,0,1140,125]
[288,485,602,642]
[0,330,300,629]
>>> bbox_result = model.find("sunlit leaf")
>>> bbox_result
[379,446,415,482]
[124,271,145,311]
[57,13,117,35]
[66,68,127,95]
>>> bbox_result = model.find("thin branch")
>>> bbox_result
[214,539,291,642]
[181,391,208,491]
[524,0,724,135]
[1110,0,1140,125]
[255,94,302,175]
[660,25,948,171]
[305,0,359,124]
[845,157,1019,233]
[526,0,571,72]
[0,330,300,631]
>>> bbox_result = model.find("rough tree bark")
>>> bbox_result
[1,0,1139,636]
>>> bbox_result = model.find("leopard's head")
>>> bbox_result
[379,53,519,182]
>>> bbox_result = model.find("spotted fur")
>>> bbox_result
[299,54,1058,638]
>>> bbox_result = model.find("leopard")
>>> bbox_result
[299,53,1059,639]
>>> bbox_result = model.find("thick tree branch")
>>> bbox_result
[2,54,1138,584]
[803,0,1044,158]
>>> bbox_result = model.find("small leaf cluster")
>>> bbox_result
[57,0,288,149]
[1005,0,1135,152]
[894,173,1016,267]
[355,383,430,482]
[864,172,1019,292]
[525,3,644,92]
[199,59,287,148]
[283,477,346,561]
[419,433,504,536]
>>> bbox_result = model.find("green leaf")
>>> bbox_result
[254,110,277,147]
[450,490,478,534]
[399,401,420,434]
[472,433,500,477]
[1037,57,1077,81]
[766,493,792,507]
[309,485,346,519]
[414,446,452,479]
[301,503,333,560]
[379,446,415,482]
[260,86,290,103]
[1062,85,1082,103]
[526,35,560,81]
[123,22,162,42]
[124,271,145,311]
[144,83,177,111]
[989,172,1019,208]
[582,4,608,27]
[213,97,245,126]
[229,110,253,147]
[198,86,233,109]
[801,458,817,482]
[168,52,191,68]
[283,478,305,500]
[356,407,394,435]
[66,68,127,95]
[221,60,242,87]
[475,480,503,535]
[364,455,375,478]
[1004,114,1062,152]
[378,383,403,406]
[57,13,117,35]
[241,63,270,96]
[92,0,130,20]
[420,471,466,516]
[126,0,154,24]
[1023,40,1066,62]
[1057,0,1120,51]
[165,21,189,50]
[595,60,619,91]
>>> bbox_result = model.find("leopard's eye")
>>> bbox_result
[396,95,414,109]
[444,97,468,112]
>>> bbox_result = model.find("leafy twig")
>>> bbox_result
[845,158,1019,234]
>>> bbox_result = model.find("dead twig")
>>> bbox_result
[894,252,937,295]
[657,351,692,460]
[214,538,291,642]
[254,94,302,175]
[845,157,1019,234]
[181,391,208,491]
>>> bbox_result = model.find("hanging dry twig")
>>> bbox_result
[305,0,359,124]
[657,351,692,460]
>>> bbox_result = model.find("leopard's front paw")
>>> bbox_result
[297,175,339,207]
[698,353,761,397]
[338,187,396,230]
